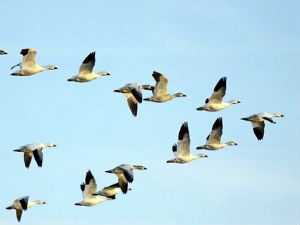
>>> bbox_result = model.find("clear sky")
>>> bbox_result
[0,0,299,224]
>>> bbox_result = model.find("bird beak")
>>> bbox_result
[54,66,58,69]
[241,118,247,121]
[113,89,120,92]
[205,155,208,157]
[107,73,111,75]
[237,101,241,103]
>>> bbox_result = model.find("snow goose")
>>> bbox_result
[143,71,186,103]
[75,170,112,206]
[196,117,237,150]
[114,83,152,116]
[11,48,57,76]
[67,52,110,82]
[105,164,147,194]
[167,122,208,164]
[6,196,46,222]
[93,183,132,199]
[241,113,284,140]
[196,77,240,111]
[0,50,7,55]
[13,143,56,168]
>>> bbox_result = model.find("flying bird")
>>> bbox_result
[0,50,7,55]
[105,164,147,194]
[93,183,132,199]
[13,143,56,168]
[6,196,46,222]
[167,122,208,163]
[196,117,238,150]
[75,170,112,206]
[143,71,186,103]
[241,113,284,140]
[196,77,240,111]
[67,52,110,82]
[11,48,57,76]
[114,83,152,116]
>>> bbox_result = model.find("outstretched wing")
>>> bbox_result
[21,48,37,69]
[152,71,169,96]
[208,77,226,103]
[176,122,191,157]
[33,149,43,167]
[79,52,96,74]
[207,117,223,144]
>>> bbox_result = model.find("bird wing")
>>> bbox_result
[21,48,37,69]
[117,173,129,194]
[207,117,223,144]
[16,196,29,210]
[79,52,95,75]
[119,165,134,183]
[176,122,191,157]
[208,77,226,103]
[125,93,138,116]
[128,83,143,103]
[24,152,33,168]
[16,209,23,222]
[33,149,43,167]
[251,121,265,140]
[84,170,97,199]
[152,71,169,96]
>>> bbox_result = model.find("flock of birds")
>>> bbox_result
[0,48,284,222]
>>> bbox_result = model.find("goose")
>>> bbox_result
[143,71,186,103]
[11,48,57,76]
[114,83,152,116]
[75,170,112,206]
[241,113,284,140]
[105,164,147,194]
[196,77,240,111]
[0,50,7,55]
[6,196,46,222]
[67,52,110,82]
[167,122,208,164]
[196,117,237,150]
[13,143,56,168]
[93,183,132,199]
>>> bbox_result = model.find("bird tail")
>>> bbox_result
[196,106,205,111]
[196,146,205,150]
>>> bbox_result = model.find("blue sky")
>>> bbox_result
[0,0,299,224]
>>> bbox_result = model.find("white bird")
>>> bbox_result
[11,48,57,76]
[167,122,208,164]
[67,52,110,82]
[196,117,238,150]
[241,113,284,140]
[114,83,152,116]
[6,196,46,222]
[13,143,56,168]
[93,183,132,199]
[196,77,240,111]
[143,71,186,103]
[0,50,7,55]
[105,164,147,194]
[75,170,112,206]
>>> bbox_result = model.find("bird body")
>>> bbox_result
[196,77,240,111]
[196,117,237,150]
[6,196,46,222]
[11,48,57,76]
[75,170,112,207]
[114,83,152,116]
[241,113,284,140]
[67,52,110,82]
[143,71,186,103]
[13,143,56,168]
[167,122,208,164]
[105,164,147,194]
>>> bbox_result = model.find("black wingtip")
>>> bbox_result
[212,117,223,130]
[253,128,264,140]
[214,77,227,92]
[178,122,189,140]
[172,144,177,152]
[85,170,94,185]
[80,182,85,192]
[82,52,95,64]
[20,48,30,56]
